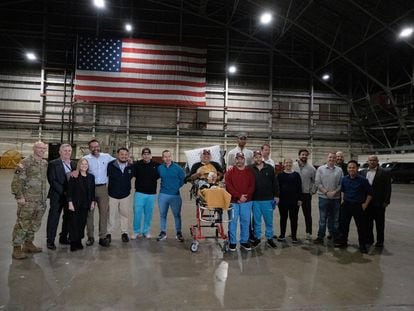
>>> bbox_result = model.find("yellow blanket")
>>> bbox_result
[200,187,231,210]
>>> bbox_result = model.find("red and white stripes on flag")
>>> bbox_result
[74,38,206,106]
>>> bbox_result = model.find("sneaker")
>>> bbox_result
[292,237,298,244]
[306,233,312,240]
[47,242,56,250]
[121,233,129,243]
[106,234,112,244]
[143,233,151,239]
[98,238,110,247]
[229,243,237,252]
[59,236,70,245]
[157,231,167,241]
[240,242,252,251]
[277,236,286,242]
[266,239,277,248]
[252,238,261,248]
[334,242,348,248]
[313,237,324,244]
[176,231,184,242]
[86,237,95,246]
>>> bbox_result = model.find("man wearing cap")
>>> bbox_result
[225,152,256,251]
[188,149,224,181]
[251,149,280,248]
[226,133,254,169]
[132,147,160,239]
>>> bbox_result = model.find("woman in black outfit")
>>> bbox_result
[277,158,302,243]
[67,159,96,251]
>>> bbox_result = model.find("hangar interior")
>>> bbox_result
[1,0,413,163]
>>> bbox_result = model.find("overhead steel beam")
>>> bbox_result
[347,0,414,50]
[256,2,413,145]
[147,0,375,146]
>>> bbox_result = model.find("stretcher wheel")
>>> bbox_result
[222,240,229,253]
[191,241,199,252]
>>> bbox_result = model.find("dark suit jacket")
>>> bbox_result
[47,158,77,198]
[361,167,392,207]
[67,173,96,210]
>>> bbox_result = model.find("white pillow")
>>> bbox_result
[184,145,221,170]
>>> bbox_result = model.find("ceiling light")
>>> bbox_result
[228,65,237,74]
[399,27,413,38]
[26,52,36,61]
[125,23,133,32]
[322,74,330,81]
[260,12,272,25]
[94,0,105,9]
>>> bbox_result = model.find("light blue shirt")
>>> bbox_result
[83,153,116,184]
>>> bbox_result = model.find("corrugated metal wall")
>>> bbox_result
[0,69,370,165]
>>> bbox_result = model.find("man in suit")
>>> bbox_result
[46,143,76,250]
[361,155,392,248]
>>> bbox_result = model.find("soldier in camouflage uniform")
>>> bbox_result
[11,142,48,259]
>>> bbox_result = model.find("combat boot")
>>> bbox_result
[12,246,28,259]
[22,241,42,253]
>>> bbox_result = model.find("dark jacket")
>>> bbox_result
[360,167,392,206]
[251,163,280,200]
[278,171,302,206]
[134,160,160,194]
[107,160,135,199]
[47,158,76,197]
[67,173,96,209]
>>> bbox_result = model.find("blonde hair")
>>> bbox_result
[76,158,89,172]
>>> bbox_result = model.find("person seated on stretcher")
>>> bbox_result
[198,172,231,223]
[188,149,224,182]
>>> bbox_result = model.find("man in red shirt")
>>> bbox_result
[225,152,256,251]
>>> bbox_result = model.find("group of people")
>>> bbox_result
[11,139,185,259]
[10,134,391,259]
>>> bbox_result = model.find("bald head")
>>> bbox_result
[336,151,344,165]
[368,155,379,169]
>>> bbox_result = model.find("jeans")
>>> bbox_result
[252,200,274,239]
[228,201,253,244]
[133,192,156,235]
[317,197,340,239]
[158,193,182,233]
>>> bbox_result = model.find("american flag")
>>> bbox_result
[74,37,206,106]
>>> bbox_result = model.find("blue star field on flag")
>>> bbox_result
[77,38,122,72]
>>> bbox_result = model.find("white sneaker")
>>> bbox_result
[131,233,143,239]
[306,233,312,240]
[143,233,151,239]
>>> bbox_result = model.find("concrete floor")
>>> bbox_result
[0,169,413,310]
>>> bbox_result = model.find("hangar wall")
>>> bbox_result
[0,68,370,165]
